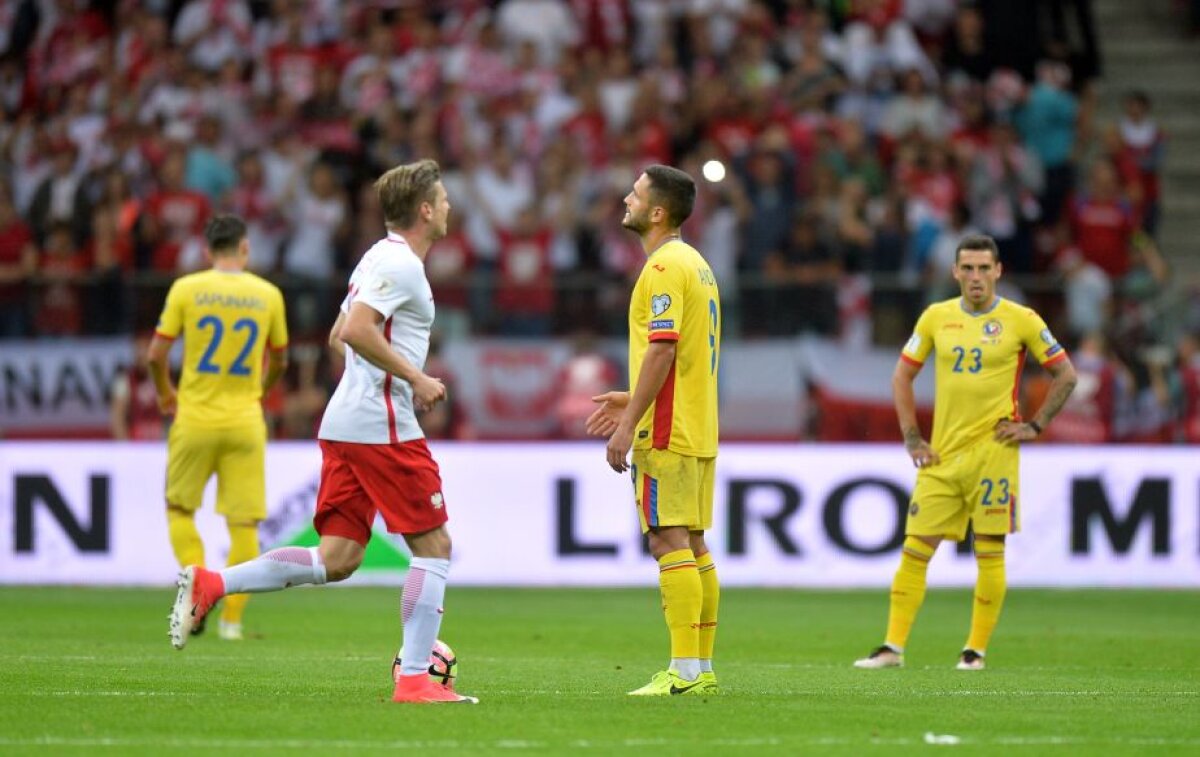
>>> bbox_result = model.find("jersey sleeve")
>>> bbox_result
[638,260,688,342]
[155,280,185,340]
[1020,308,1068,366]
[900,307,936,365]
[267,285,289,350]
[355,259,413,317]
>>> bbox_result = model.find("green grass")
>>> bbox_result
[1,587,1197,755]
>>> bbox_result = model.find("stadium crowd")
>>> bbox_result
[2,0,1198,443]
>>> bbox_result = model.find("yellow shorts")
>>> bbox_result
[907,435,1019,540]
[165,421,267,522]
[630,448,715,534]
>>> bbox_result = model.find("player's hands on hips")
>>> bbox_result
[412,373,446,412]
[157,388,177,416]
[606,423,634,473]
[994,419,1037,443]
[906,438,940,469]
[586,391,629,437]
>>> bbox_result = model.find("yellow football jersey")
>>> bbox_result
[628,239,720,457]
[901,297,1067,458]
[156,269,288,428]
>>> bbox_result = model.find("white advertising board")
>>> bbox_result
[0,442,1195,587]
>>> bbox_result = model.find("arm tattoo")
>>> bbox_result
[1034,372,1077,428]
[903,427,922,450]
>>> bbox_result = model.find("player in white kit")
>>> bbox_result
[168,159,477,704]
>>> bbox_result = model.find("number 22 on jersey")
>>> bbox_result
[196,315,259,376]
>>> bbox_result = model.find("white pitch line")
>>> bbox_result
[2,735,1199,750]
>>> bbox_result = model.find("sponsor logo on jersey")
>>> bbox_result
[650,319,675,330]
[985,507,1007,515]
[909,502,920,516]
[651,293,672,316]
[905,334,921,353]
[1040,328,1057,345]
[942,322,964,329]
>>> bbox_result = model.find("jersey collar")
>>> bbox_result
[959,296,1001,317]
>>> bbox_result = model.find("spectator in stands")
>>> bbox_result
[110,332,165,441]
[941,4,992,82]
[1171,332,1200,443]
[1015,60,1079,226]
[28,141,87,247]
[967,119,1043,273]
[764,209,840,336]
[494,205,556,337]
[184,115,236,204]
[1038,331,1117,442]
[33,222,86,336]
[1068,160,1135,279]
[881,68,948,142]
[140,148,210,271]
[1057,244,1112,339]
[1118,90,1164,237]
[556,329,620,438]
[0,184,36,337]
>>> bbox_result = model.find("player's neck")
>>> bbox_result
[387,227,431,261]
[642,227,681,256]
[211,259,244,273]
[960,294,998,314]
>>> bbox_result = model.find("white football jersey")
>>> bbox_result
[318,233,435,444]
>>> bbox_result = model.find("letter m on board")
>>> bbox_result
[1070,477,1170,555]
[14,475,110,552]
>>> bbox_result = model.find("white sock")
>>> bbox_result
[699,659,713,673]
[398,557,450,677]
[670,657,701,681]
[221,546,327,594]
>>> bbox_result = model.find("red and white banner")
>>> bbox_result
[1,442,1195,587]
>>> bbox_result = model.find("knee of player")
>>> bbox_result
[324,553,363,582]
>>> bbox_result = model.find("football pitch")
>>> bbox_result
[1,586,1197,755]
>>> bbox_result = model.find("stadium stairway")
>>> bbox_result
[1094,0,1200,280]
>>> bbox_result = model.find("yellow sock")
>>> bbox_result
[166,508,205,568]
[696,551,719,663]
[965,539,1007,653]
[221,523,260,625]
[658,548,701,660]
[884,536,937,651]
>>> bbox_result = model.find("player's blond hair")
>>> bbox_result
[375,159,441,229]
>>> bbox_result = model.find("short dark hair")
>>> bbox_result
[1126,90,1151,109]
[204,214,248,255]
[955,234,1000,263]
[644,164,696,228]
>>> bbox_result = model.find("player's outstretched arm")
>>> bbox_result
[996,356,1078,442]
[339,302,445,410]
[586,391,630,438]
[893,357,938,468]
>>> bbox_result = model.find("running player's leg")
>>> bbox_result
[361,439,474,703]
[170,440,360,649]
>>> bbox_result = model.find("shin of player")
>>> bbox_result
[168,161,476,704]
